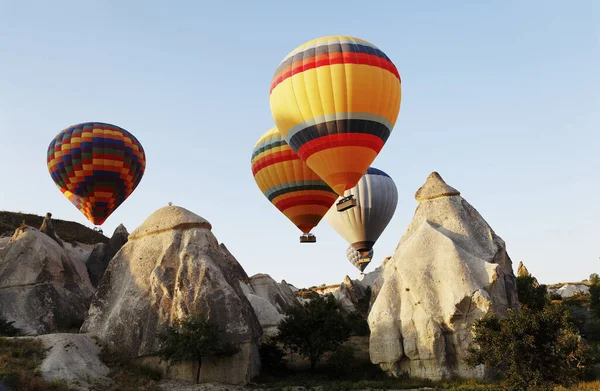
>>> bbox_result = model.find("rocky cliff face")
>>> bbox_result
[249,274,297,312]
[0,226,94,334]
[80,205,262,385]
[240,274,299,339]
[85,224,129,287]
[368,172,519,380]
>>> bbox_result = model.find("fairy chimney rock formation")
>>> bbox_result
[368,172,519,380]
[517,261,530,277]
[39,212,63,246]
[80,205,261,385]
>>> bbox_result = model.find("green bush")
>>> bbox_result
[563,292,591,307]
[516,274,548,312]
[345,311,369,337]
[590,283,600,318]
[550,293,563,301]
[258,340,287,376]
[0,337,73,391]
[466,304,592,390]
[589,342,600,365]
[0,316,19,337]
[564,303,589,334]
[326,345,356,378]
[584,318,600,342]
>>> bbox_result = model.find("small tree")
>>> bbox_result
[516,274,549,313]
[258,339,288,376]
[589,273,600,285]
[156,314,239,384]
[275,293,351,372]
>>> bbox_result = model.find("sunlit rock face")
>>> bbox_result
[368,172,518,380]
[0,227,94,334]
[80,205,262,385]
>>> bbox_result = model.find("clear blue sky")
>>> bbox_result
[1,1,598,288]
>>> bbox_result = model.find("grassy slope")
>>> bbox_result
[0,211,108,245]
[0,337,162,391]
[0,337,72,391]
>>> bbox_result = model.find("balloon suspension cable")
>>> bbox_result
[299,232,316,243]
[336,195,357,212]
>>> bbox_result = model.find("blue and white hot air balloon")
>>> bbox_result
[325,167,398,272]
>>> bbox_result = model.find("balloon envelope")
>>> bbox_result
[269,35,401,196]
[346,245,374,273]
[47,122,146,225]
[251,127,339,234]
[325,167,398,252]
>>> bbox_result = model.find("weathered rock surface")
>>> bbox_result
[0,226,94,334]
[64,242,94,267]
[368,172,519,380]
[86,224,129,287]
[333,276,368,313]
[357,264,384,290]
[0,236,10,250]
[40,212,64,246]
[239,274,298,339]
[283,280,299,293]
[249,273,297,312]
[35,333,111,390]
[80,205,262,385]
[304,261,384,314]
[245,293,285,339]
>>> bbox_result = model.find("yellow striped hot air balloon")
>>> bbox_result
[251,127,339,242]
[269,35,401,211]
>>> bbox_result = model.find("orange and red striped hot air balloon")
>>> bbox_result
[269,35,401,211]
[251,127,339,242]
[47,122,146,226]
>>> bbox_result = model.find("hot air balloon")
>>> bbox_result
[346,245,374,273]
[251,127,339,242]
[47,122,146,226]
[269,35,401,212]
[325,167,397,269]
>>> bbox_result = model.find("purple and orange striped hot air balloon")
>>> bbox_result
[251,127,339,242]
[269,35,401,211]
[47,122,146,226]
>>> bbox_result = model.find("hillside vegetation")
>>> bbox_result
[0,211,108,245]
